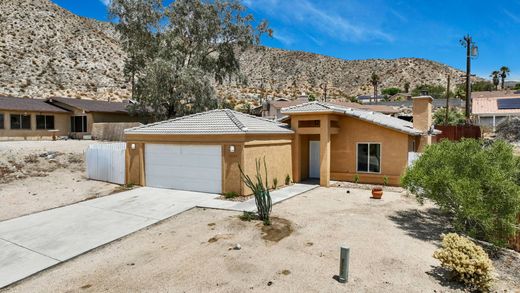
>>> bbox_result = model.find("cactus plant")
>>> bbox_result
[285,174,291,186]
[239,158,272,225]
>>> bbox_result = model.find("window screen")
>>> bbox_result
[10,114,31,130]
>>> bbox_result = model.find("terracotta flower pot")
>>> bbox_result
[371,187,383,199]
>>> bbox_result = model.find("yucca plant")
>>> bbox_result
[239,158,272,225]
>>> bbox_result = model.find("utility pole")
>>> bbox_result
[460,34,478,123]
[445,74,450,125]
[321,83,328,102]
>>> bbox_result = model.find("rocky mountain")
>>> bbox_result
[0,0,473,104]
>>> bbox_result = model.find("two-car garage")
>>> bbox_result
[144,144,222,194]
[124,109,294,196]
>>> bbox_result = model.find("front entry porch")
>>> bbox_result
[291,114,339,187]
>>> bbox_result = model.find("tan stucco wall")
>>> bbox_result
[242,141,293,195]
[289,113,413,186]
[0,110,69,139]
[125,133,293,196]
[329,115,410,186]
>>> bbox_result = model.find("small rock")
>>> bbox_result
[233,243,241,250]
[267,281,273,286]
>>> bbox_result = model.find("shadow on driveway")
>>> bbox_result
[387,207,453,243]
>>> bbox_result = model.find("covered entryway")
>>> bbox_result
[145,144,222,193]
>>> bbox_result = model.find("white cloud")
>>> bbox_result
[245,0,393,43]
[504,9,520,23]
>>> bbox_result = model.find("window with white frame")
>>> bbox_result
[357,143,381,173]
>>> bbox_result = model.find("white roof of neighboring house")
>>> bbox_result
[472,96,520,116]
[281,101,425,136]
[125,109,293,135]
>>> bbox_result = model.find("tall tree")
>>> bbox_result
[404,81,410,93]
[490,71,500,90]
[499,66,510,90]
[370,72,380,103]
[110,0,271,120]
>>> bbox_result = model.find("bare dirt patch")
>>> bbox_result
[3,187,519,292]
[0,140,119,221]
[260,217,293,242]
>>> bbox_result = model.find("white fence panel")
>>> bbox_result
[408,152,421,167]
[86,143,126,185]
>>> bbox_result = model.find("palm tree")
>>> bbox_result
[490,70,500,90]
[499,66,510,90]
[370,73,380,103]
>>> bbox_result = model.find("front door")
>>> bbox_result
[309,140,320,178]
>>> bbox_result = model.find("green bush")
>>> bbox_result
[434,233,494,291]
[383,176,389,186]
[239,211,258,222]
[224,191,238,199]
[402,139,520,247]
[381,87,401,96]
[433,108,466,126]
[285,174,291,186]
[353,174,360,183]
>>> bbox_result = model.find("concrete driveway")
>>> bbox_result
[0,183,317,288]
[0,187,218,288]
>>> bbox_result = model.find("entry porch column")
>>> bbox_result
[319,116,330,187]
[291,118,301,183]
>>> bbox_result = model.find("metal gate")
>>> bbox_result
[85,143,126,185]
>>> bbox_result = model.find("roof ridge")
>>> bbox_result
[224,109,248,132]
[126,109,221,131]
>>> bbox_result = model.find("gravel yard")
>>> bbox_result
[4,187,519,292]
[0,140,119,221]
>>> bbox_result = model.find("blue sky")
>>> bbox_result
[52,0,520,80]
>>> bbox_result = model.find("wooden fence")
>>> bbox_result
[85,143,126,185]
[435,125,482,141]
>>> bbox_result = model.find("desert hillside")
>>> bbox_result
[0,0,470,103]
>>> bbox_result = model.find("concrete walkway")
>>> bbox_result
[0,183,317,288]
[199,183,318,211]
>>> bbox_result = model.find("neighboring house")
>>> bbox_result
[389,93,412,101]
[0,95,138,139]
[124,96,437,194]
[257,96,398,120]
[356,95,386,104]
[46,97,138,138]
[473,96,520,131]
[0,96,70,139]
[472,90,520,99]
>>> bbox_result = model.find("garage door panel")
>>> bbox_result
[145,144,222,193]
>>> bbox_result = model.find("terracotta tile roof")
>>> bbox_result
[47,97,131,113]
[281,101,426,136]
[0,96,69,113]
[125,109,293,135]
[472,96,520,115]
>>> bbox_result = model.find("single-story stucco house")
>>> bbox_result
[124,96,437,195]
[0,96,138,139]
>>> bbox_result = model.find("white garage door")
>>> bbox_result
[145,144,222,193]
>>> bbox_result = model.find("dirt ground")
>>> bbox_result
[4,187,519,292]
[0,140,119,221]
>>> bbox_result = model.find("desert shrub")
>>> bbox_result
[383,176,389,186]
[285,174,291,186]
[239,158,272,225]
[239,211,257,222]
[223,191,238,199]
[402,139,520,247]
[272,178,278,189]
[434,233,494,291]
[353,174,360,183]
[381,87,401,96]
[24,154,39,164]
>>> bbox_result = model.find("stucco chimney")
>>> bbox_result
[412,96,433,150]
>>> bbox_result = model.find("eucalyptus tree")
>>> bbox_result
[110,0,271,120]
[499,66,510,90]
[490,70,500,90]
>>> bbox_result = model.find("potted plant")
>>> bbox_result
[371,186,383,199]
